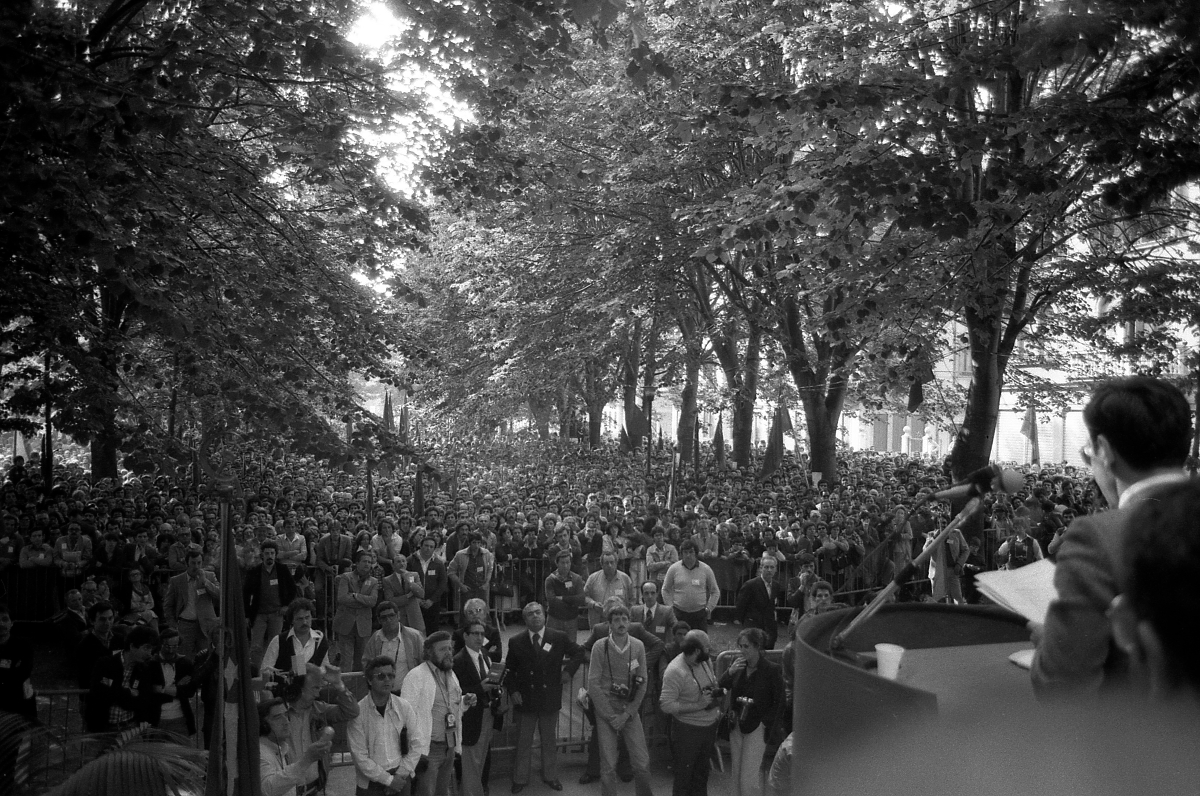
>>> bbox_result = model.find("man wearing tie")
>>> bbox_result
[504,602,585,793]
[454,619,501,796]
[734,557,783,649]
[409,535,448,633]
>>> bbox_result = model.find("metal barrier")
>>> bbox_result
[3,566,63,621]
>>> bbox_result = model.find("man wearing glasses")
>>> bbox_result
[348,657,423,796]
[1032,376,1192,700]
[453,621,500,796]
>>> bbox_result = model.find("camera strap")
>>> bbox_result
[602,638,632,690]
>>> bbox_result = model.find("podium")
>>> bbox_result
[792,604,1034,783]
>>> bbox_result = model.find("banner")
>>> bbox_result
[713,416,726,471]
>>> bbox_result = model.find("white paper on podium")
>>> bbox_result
[974,559,1058,625]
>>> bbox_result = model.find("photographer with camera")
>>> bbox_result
[585,598,654,796]
[718,628,785,796]
[269,660,359,795]
[659,629,722,796]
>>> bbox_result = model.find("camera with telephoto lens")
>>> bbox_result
[735,696,755,723]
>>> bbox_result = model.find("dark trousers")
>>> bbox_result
[670,718,717,796]
[672,606,709,633]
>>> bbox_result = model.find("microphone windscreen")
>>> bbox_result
[996,468,1025,495]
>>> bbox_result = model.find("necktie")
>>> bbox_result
[479,652,488,681]
[532,633,541,651]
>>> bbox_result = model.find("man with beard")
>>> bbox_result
[401,631,466,796]
[660,630,723,796]
[245,540,297,669]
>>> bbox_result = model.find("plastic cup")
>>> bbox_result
[875,643,905,680]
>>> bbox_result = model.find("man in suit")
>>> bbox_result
[139,627,199,736]
[504,601,585,793]
[333,550,379,671]
[735,556,784,649]
[447,532,494,613]
[84,624,158,732]
[630,581,675,646]
[454,619,501,796]
[1032,376,1192,700]
[410,534,448,633]
[163,549,220,657]
[245,540,298,669]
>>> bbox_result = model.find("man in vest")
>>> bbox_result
[997,521,1043,570]
[262,598,329,679]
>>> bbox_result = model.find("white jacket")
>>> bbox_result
[400,661,464,755]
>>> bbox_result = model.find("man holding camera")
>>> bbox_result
[659,630,722,796]
[586,599,654,796]
[453,619,502,796]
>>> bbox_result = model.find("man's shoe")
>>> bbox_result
[511,785,525,794]
[578,774,599,784]
[543,780,564,791]
[618,773,634,783]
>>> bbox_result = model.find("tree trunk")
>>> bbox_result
[554,386,572,439]
[42,353,53,494]
[528,391,552,440]
[676,350,700,469]
[587,402,604,449]
[621,320,644,447]
[949,307,1006,480]
[797,393,840,483]
[642,324,659,447]
[733,326,761,470]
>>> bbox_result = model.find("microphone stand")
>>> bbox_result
[830,496,982,651]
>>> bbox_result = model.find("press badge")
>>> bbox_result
[269,579,278,586]
[655,626,665,634]
[445,713,457,729]
[0,660,10,669]
[542,641,552,652]
[691,578,700,586]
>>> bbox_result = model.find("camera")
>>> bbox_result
[735,696,755,723]
[610,683,631,699]
[702,685,726,708]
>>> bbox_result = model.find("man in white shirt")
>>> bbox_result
[401,631,466,796]
[262,598,329,679]
[348,657,423,795]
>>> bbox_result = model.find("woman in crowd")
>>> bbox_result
[719,627,786,796]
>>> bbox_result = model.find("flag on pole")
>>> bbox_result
[713,416,726,471]
[666,450,678,510]
[206,505,261,796]
[618,425,632,454]
[759,406,786,480]
[366,460,375,525]
[383,391,394,433]
[12,431,30,463]
[345,415,353,444]
[413,466,425,519]
[1021,403,1041,465]
[398,403,410,444]
[693,416,701,475]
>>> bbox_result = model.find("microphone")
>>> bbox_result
[925,464,1024,502]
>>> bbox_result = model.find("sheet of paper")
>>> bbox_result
[974,559,1058,625]
[1008,648,1035,670]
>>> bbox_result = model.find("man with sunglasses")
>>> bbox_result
[1032,376,1192,701]
[348,656,422,796]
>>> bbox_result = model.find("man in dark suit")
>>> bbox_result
[409,534,448,632]
[139,627,199,736]
[454,618,501,796]
[1032,376,1192,700]
[504,602,584,793]
[84,624,158,732]
[578,612,665,784]
[735,556,784,649]
[244,540,297,669]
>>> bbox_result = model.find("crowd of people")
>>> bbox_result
[6,376,1193,795]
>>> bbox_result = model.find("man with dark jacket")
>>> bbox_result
[139,627,199,736]
[453,619,501,796]
[85,624,158,732]
[409,535,448,633]
[735,557,784,649]
[245,541,297,669]
[504,602,584,792]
